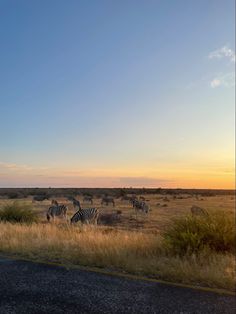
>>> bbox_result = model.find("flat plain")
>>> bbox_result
[0,191,235,292]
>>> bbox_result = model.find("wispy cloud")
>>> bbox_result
[210,72,235,88]
[208,45,235,63]
[0,161,33,172]
[0,161,49,174]
[0,174,174,188]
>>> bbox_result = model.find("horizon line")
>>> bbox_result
[0,186,235,191]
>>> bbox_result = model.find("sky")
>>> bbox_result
[0,0,235,188]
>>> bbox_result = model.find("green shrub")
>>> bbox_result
[163,211,235,255]
[0,202,38,223]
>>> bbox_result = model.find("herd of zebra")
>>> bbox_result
[42,194,207,225]
[46,195,150,224]
[46,198,99,224]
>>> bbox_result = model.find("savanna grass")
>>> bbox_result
[0,202,38,223]
[0,222,234,291]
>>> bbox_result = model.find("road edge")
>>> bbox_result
[1,253,235,296]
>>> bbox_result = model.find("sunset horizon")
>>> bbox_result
[0,2,235,310]
[0,0,235,190]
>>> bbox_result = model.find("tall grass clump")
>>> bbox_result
[0,202,38,223]
[163,211,235,255]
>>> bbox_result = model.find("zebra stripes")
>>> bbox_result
[46,204,68,221]
[70,197,99,224]
[71,207,99,224]
[132,199,149,214]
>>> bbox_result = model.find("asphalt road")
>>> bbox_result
[0,257,235,314]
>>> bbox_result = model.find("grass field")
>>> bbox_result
[0,193,235,291]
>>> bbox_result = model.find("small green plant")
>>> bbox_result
[163,211,235,255]
[0,202,38,223]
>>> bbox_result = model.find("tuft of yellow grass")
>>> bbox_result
[0,222,235,291]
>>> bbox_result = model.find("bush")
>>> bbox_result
[163,211,235,255]
[7,192,19,199]
[0,202,38,223]
[98,212,121,225]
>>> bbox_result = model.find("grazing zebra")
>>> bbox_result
[46,204,68,221]
[190,205,208,216]
[72,197,99,224]
[128,195,138,205]
[101,196,115,207]
[71,198,82,210]
[83,195,93,204]
[71,208,99,224]
[71,200,99,224]
[132,199,149,214]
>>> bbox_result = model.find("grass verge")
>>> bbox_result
[0,222,234,291]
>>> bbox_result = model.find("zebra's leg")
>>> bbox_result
[94,216,98,225]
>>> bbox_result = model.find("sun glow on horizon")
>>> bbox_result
[0,157,234,189]
[0,1,234,190]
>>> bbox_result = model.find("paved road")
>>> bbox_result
[0,257,235,314]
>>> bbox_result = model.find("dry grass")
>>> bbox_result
[0,194,235,291]
[1,193,234,232]
[0,222,235,291]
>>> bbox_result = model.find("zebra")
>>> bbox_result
[101,196,115,207]
[46,204,68,221]
[71,197,82,210]
[190,205,208,216]
[71,200,99,224]
[129,195,138,205]
[71,208,99,224]
[83,195,93,204]
[132,200,149,214]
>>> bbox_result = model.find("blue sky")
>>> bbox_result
[0,0,235,188]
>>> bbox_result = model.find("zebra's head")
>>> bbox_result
[70,212,80,224]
